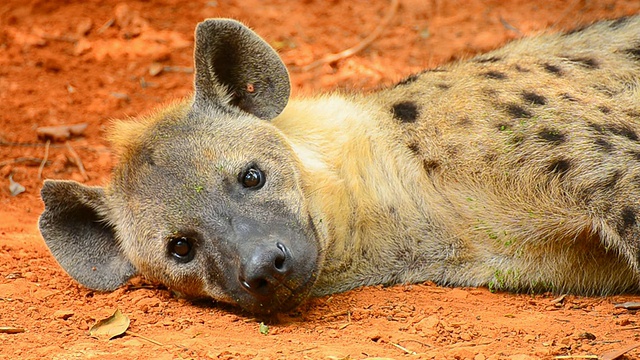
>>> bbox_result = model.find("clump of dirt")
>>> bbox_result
[1,1,639,359]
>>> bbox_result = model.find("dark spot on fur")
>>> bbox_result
[407,142,421,155]
[483,88,499,97]
[475,56,502,63]
[396,73,420,86]
[522,91,547,105]
[564,23,591,36]
[514,64,530,72]
[629,151,640,161]
[608,125,639,141]
[598,106,611,114]
[482,71,507,80]
[506,104,533,119]
[591,123,638,142]
[457,116,472,126]
[483,152,498,163]
[604,170,622,190]
[566,57,600,69]
[610,16,631,29]
[139,145,155,166]
[618,206,637,235]
[593,85,618,97]
[538,128,566,144]
[509,134,525,146]
[392,102,419,123]
[561,93,578,102]
[542,63,563,76]
[594,137,614,152]
[422,159,441,174]
[626,110,640,118]
[624,45,640,62]
[589,122,606,134]
[547,159,571,176]
[436,83,451,90]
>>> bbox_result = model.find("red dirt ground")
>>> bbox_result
[2,1,640,359]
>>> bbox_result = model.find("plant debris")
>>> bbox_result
[89,309,130,341]
[36,123,88,142]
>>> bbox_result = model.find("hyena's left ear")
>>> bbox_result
[193,18,291,120]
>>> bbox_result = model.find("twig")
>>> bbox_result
[0,157,50,168]
[621,326,640,330]
[322,309,350,318]
[391,342,416,355]
[0,326,25,334]
[97,18,115,34]
[37,140,50,180]
[398,338,432,348]
[338,310,352,329]
[302,0,400,71]
[126,330,163,346]
[65,141,88,181]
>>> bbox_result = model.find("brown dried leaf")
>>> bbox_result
[600,342,640,360]
[89,309,130,341]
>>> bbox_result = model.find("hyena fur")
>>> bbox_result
[39,16,640,314]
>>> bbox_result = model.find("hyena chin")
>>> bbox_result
[40,16,640,314]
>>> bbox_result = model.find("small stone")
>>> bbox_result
[23,272,38,282]
[53,310,74,320]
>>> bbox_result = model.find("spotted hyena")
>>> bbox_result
[39,16,640,314]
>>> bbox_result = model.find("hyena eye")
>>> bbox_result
[168,236,195,262]
[239,166,265,189]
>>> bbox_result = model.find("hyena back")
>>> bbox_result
[39,16,640,314]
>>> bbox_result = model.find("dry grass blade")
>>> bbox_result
[600,342,640,360]
[302,0,399,71]
[37,140,50,180]
[126,330,163,346]
[65,141,88,181]
[0,326,25,334]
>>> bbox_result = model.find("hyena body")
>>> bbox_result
[40,17,640,314]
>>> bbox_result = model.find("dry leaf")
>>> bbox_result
[9,175,25,196]
[259,322,269,335]
[614,301,640,310]
[89,309,130,340]
[601,342,640,360]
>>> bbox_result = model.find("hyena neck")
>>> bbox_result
[274,94,451,294]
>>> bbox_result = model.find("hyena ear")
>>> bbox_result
[193,18,290,120]
[38,180,137,291]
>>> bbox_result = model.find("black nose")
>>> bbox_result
[239,242,292,298]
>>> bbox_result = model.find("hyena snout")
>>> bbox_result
[228,216,319,313]
[239,242,293,298]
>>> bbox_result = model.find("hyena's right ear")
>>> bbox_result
[193,18,291,120]
[38,180,137,291]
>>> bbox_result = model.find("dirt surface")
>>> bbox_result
[2,1,640,359]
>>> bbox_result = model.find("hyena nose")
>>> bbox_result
[239,242,292,297]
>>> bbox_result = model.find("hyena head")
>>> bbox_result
[38,19,321,314]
